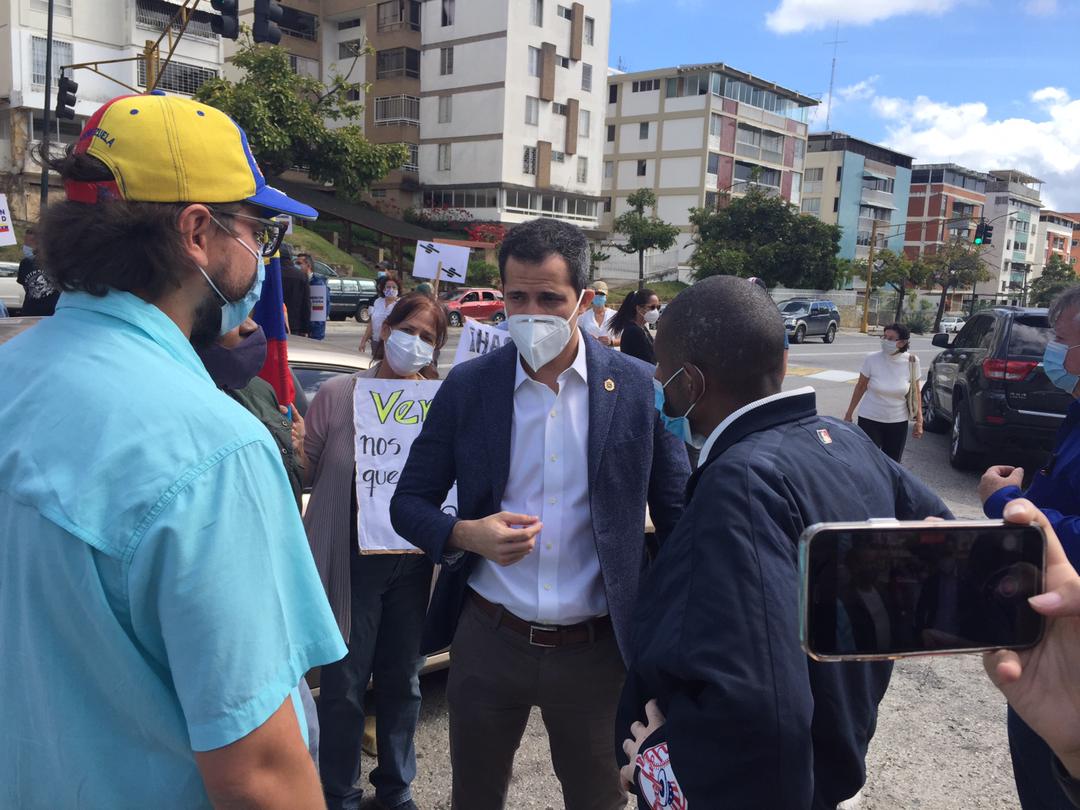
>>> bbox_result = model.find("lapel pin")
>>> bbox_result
[604,378,615,392]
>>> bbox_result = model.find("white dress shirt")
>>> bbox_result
[698,386,815,468]
[579,307,617,340]
[469,341,606,625]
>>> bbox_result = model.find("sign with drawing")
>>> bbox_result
[412,240,470,285]
[453,317,511,366]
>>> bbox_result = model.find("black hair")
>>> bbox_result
[883,322,911,350]
[498,218,589,294]
[1050,286,1080,326]
[376,273,400,297]
[610,288,656,336]
[658,276,785,399]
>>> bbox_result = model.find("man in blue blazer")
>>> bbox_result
[391,218,689,810]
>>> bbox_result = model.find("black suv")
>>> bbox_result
[778,299,840,344]
[326,277,379,323]
[922,306,1071,469]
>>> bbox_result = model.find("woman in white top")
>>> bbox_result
[359,274,399,360]
[844,322,924,462]
[579,280,618,346]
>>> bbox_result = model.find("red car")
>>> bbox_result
[440,287,504,327]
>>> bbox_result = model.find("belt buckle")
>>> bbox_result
[528,624,559,648]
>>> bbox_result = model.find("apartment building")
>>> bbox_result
[1036,210,1077,270]
[801,132,912,265]
[600,62,816,280]
[903,163,988,258]
[973,169,1044,306]
[0,0,226,219]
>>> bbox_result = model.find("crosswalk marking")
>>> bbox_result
[786,365,861,384]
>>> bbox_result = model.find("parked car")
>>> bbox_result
[0,261,24,315]
[326,276,378,323]
[778,298,840,344]
[311,259,339,278]
[922,306,1071,470]
[440,287,504,327]
[939,315,966,334]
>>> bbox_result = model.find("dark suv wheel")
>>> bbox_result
[793,324,806,344]
[823,323,836,344]
[921,376,949,433]
[949,399,982,470]
[354,305,370,324]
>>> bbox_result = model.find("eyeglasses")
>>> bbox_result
[209,208,288,257]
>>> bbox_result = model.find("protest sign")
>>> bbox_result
[353,378,457,553]
[0,195,17,247]
[412,240,469,285]
[453,317,512,366]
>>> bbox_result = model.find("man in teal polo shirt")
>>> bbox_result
[0,94,346,808]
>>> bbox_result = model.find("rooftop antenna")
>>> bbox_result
[824,20,845,130]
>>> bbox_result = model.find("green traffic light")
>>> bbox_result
[974,237,983,245]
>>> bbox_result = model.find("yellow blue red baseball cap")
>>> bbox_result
[65,92,317,219]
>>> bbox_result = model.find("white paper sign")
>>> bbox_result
[412,240,470,285]
[309,280,327,324]
[453,317,512,366]
[353,378,457,553]
[0,195,18,247]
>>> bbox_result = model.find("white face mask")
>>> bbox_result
[643,308,660,325]
[384,329,434,376]
[881,339,899,354]
[508,289,586,373]
[385,286,398,298]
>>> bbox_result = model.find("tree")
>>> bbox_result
[852,249,932,323]
[688,187,841,289]
[195,36,407,198]
[589,245,611,281]
[611,189,681,289]
[923,239,989,332]
[1030,254,1079,307]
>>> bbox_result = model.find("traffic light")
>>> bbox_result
[982,223,994,245]
[210,0,240,40]
[974,220,986,245]
[55,73,78,121]
[253,0,283,45]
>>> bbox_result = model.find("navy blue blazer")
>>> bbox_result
[389,335,690,659]
[615,390,952,810]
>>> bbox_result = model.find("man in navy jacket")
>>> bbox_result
[616,276,950,809]
[391,218,689,809]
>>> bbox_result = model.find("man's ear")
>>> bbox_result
[580,289,595,312]
[176,204,216,270]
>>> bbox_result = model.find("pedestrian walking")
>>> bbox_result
[579,280,617,346]
[280,243,311,337]
[390,218,689,810]
[16,225,60,316]
[844,322,924,462]
[610,287,660,364]
[360,274,399,360]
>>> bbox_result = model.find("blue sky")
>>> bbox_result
[610,0,1080,209]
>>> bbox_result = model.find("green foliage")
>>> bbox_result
[612,189,682,287]
[284,225,370,277]
[688,187,842,289]
[195,36,407,198]
[608,281,689,308]
[906,299,936,334]
[589,246,611,280]
[924,239,990,331]
[1030,254,1079,307]
[466,260,500,288]
[853,249,932,322]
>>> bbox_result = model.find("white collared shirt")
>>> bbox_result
[469,340,605,624]
[580,307,617,339]
[697,386,815,468]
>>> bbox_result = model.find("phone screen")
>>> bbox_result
[801,521,1045,660]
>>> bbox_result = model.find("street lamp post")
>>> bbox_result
[38,0,55,208]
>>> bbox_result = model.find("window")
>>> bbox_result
[705,191,718,209]
[637,159,647,177]
[836,166,842,182]
[709,113,723,137]
[584,16,595,45]
[32,0,71,14]
[552,102,568,116]
[136,0,216,38]
[861,175,895,193]
[557,55,570,69]
[579,108,590,138]
[802,197,821,214]
[552,151,565,163]
[793,138,805,162]
[525,96,539,125]
[441,0,454,26]
[279,6,319,41]
[577,157,588,183]
[338,17,362,30]
[609,83,618,104]
[137,58,216,95]
[557,5,572,19]
[707,152,720,174]
[374,95,420,126]
[438,95,452,123]
[603,160,613,178]
[531,0,543,25]
[804,166,823,194]
[606,124,615,142]
[639,121,649,140]
[582,63,593,92]
[31,36,72,86]
[438,143,451,171]
[631,79,659,93]
[833,197,840,213]
[665,72,710,98]
[400,143,419,172]
[604,197,612,213]
[338,39,363,59]
[440,47,454,75]
[289,54,319,78]
[376,1,420,32]
[523,146,538,175]
[376,47,420,78]
[528,46,541,77]
[346,84,362,102]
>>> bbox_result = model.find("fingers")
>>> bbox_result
[622,738,635,759]
[1003,499,1069,570]
[1030,578,1080,617]
[630,720,646,739]
[619,763,636,793]
[644,699,666,727]
[497,512,541,526]
[983,649,1023,688]
[988,465,1016,476]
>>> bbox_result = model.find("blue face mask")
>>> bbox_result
[198,219,265,336]
[1043,341,1080,394]
[653,367,706,448]
[593,295,607,308]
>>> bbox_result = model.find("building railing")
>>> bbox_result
[135,1,217,40]
[504,205,598,225]
[860,188,894,208]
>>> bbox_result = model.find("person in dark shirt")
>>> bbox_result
[17,227,60,316]
[610,287,659,364]
[280,244,311,337]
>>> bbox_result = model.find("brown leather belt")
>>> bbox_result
[468,589,612,648]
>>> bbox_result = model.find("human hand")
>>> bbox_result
[449,511,542,566]
[843,412,854,423]
[280,406,305,459]
[913,421,924,439]
[598,335,612,346]
[620,700,667,792]
[983,499,1080,778]
[978,465,1024,504]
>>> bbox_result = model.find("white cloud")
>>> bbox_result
[838,75,879,101]
[765,0,962,33]
[1032,86,1069,105]
[1025,0,1058,15]
[806,76,877,129]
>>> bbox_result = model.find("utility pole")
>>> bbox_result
[144,40,158,90]
[38,0,55,208]
[824,21,845,130]
[861,218,880,333]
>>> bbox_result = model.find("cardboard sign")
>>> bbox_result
[0,195,17,247]
[412,240,470,285]
[353,378,457,554]
[309,278,327,324]
[453,317,512,366]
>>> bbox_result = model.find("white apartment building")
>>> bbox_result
[0,0,226,220]
[974,170,1043,306]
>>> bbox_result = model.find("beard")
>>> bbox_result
[189,258,255,348]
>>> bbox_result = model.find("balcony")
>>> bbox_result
[860,187,895,208]
[136,0,217,40]
[374,94,420,127]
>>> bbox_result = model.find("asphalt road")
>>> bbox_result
[321,322,1022,809]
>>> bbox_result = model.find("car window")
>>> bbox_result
[293,366,354,400]
[953,315,994,349]
[780,302,809,315]
[326,279,341,291]
[357,280,377,292]
[481,292,496,301]
[0,264,17,278]
[462,292,479,303]
[342,280,359,292]
[439,291,459,301]
[1008,315,1052,358]
[811,304,825,315]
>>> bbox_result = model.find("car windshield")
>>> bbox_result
[1008,315,1052,358]
[780,302,810,316]
[439,291,462,301]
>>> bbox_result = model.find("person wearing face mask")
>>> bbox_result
[579,280,618,346]
[389,218,689,810]
[16,225,60,316]
[978,286,1080,810]
[305,292,448,810]
[0,94,346,809]
[843,322,924,462]
[610,287,660,363]
[360,273,400,359]
[614,276,949,810]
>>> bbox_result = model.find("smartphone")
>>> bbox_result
[799,519,1046,662]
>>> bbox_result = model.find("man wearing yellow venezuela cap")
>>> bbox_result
[0,93,346,809]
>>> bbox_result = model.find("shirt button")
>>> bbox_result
[544,584,552,591]
[549,497,557,505]
[550,410,557,418]
[550,454,557,462]
[546,543,553,550]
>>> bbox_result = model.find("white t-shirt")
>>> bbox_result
[579,307,617,339]
[370,297,396,342]
[857,350,920,424]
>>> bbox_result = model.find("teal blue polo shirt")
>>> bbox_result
[0,291,346,808]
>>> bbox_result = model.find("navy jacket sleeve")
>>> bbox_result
[986,484,1080,564]
[617,462,815,808]
[646,411,690,546]
[389,368,461,563]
